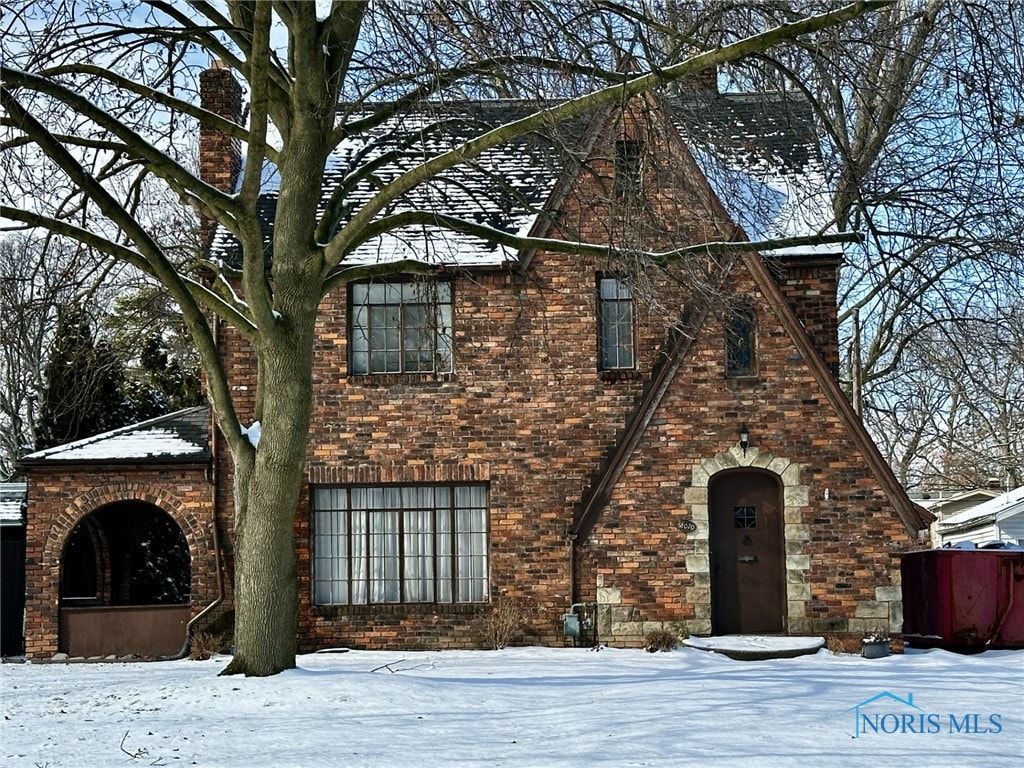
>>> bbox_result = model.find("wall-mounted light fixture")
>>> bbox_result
[739,424,750,456]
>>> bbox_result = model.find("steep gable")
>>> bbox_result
[568,91,930,542]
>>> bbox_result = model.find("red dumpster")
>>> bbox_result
[901,548,1024,650]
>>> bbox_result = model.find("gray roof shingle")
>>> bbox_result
[206,90,834,269]
[0,482,26,527]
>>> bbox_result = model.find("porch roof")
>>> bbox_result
[19,407,210,466]
[940,485,1024,530]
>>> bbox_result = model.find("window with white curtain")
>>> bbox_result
[313,485,488,605]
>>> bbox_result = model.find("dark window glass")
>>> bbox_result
[598,277,635,370]
[614,140,643,196]
[726,304,756,377]
[350,281,452,375]
[734,506,757,528]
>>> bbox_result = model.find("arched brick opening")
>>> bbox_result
[58,501,192,658]
[29,482,210,659]
[60,501,191,608]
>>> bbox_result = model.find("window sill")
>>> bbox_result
[346,372,457,386]
[599,369,641,382]
[313,602,488,617]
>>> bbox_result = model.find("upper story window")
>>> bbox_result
[725,303,757,378]
[312,484,488,606]
[598,276,635,371]
[614,140,644,197]
[350,280,453,375]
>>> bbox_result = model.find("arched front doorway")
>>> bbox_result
[59,502,191,657]
[709,469,785,634]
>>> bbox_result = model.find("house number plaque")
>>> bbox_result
[677,520,697,533]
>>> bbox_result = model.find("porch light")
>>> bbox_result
[739,424,750,456]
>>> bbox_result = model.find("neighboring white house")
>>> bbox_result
[936,485,1024,547]
[914,488,1000,546]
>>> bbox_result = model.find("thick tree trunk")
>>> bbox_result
[220,455,300,677]
[221,321,315,677]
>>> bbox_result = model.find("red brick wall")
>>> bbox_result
[770,256,843,375]
[576,264,915,647]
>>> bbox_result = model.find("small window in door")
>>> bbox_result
[734,506,757,528]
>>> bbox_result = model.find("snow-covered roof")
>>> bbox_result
[209,102,574,270]
[672,92,836,257]
[0,482,26,527]
[938,485,1024,529]
[207,92,833,270]
[20,407,210,465]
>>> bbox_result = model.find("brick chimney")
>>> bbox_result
[679,64,718,94]
[771,255,843,376]
[199,61,243,243]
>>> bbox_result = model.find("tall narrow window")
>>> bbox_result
[614,140,643,197]
[725,303,757,378]
[598,276,635,370]
[350,280,453,375]
[313,485,488,605]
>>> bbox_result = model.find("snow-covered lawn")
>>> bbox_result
[2,646,1021,767]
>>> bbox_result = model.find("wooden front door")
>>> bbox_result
[709,470,785,634]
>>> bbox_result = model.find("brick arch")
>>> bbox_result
[681,444,811,636]
[42,482,205,570]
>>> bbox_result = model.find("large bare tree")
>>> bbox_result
[1,1,885,676]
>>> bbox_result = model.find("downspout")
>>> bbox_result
[171,315,227,660]
[566,530,577,608]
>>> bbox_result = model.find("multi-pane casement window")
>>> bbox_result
[313,485,488,605]
[598,276,635,370]
[725,303,757,378]
[349,280,453,375]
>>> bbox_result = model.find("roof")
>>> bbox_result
[913,488,999,515]
[19,407,210,466]
[207,91,836,270]
[939,485,1024,529]
[670,92,836,257]
[208,101,578,270]
[0,482,26,527]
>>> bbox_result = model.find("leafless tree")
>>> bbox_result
[865,303,1024,490]
[1,0,887,676]
[0,234,119,477]
[658,0,1024,488]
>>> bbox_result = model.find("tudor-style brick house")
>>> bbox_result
[18,65,932,660]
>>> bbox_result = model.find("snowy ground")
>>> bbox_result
[2,646,1021,767]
